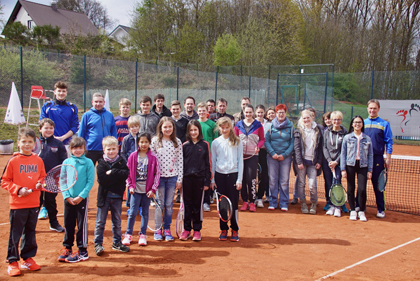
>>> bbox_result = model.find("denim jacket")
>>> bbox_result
[340,132,373,172]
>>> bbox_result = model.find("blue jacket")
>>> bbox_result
[40,100,79,145]
[78,107,117,151]
[62,154,95,200]
[39,135,67,172]
[265,117,294,158]
[120,133,138,162]
[364,116,393,155]
[340,132,374,172]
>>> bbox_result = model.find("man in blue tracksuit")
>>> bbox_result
[364,99,393,218]
[79,92,117,165]
[40,81,79,147]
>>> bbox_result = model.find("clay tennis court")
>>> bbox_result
[0,144,419,280]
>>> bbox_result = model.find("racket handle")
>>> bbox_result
[18,189,33,198]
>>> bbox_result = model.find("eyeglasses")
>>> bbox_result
[277,112,286,115]
[353,121,363,124]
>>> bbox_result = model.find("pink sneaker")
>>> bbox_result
[192,231,201,241]
[179,230,191,241]
[240,202,249,211]
[249,203,256,212]
[122,234,132,245]
[138,234,147,246]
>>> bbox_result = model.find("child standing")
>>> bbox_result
[94,137,130,256]
[2,128,46,276]
[211,117,243,242]
[58,137,95,263]
[180,120,212,241]
[151,117,183,241]
[122,132,160,246]
[115,98,132,151]
[38,118,67,232]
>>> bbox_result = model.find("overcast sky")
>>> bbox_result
[1,0,138,32]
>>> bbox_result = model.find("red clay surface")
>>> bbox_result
[0,145,419,280]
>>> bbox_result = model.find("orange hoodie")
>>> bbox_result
[1,152,46,209]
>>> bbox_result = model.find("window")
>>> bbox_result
[27,20,33,29]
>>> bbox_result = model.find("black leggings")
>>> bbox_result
[346,161,368,211]
[241,155,258,203]
[215,172,239,231]
[257,149,268,200]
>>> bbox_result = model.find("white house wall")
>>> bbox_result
[15,7,36,29]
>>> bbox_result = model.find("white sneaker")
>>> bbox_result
[334,207,341,217]
[256,199,264,208]
[280,207,288,212]
[326,206,335,215]
[138,234,147,246]
[203,203,210,212]
[349,211,357,221]
[376,211,385,218]
[122,234,132,245]
[358,211,367,222]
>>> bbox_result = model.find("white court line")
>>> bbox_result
[317,236,420,280]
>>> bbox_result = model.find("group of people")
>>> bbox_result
[1,81,393,277]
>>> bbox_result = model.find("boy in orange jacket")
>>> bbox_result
[1,128,46,276]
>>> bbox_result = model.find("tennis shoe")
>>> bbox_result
[58,247,72,262]
[268,206,275,210]
[203,203,210,212]
[301,202,309,214]
[249,202,256,212]
[290,198,298,205]
[38,206,48,220]
[341,204,349,213]
[323,202,331,211]
[219,230,228,241]
[376,211,385,218]
[50,222,65,232]
[164,229,174,241]
[122,234,132,245]
[138,234,147,246]
[326,206,335,215]
[240,202,249,211]
[179,230,191,241]
[280,207,288,212]
[358,211,368,222]
[21,258,40,271]
[256,199,264,208]
[334,207,341,217]
[65,250,89,263]
[192,231,201,241]
[94,244,104,256]
[154,230,163,241]
[7,262,21,276]
[309,203,317,214]
[349,211,357,221]
[231,230,239,242]
[112,242,130,252]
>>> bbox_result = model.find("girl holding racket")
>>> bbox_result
[211,117,243,242]
[323,111,348,217]
[265,104,294,211]
[235,104,265,212]
[293,110,323,215]
[340,116,373,222]
[151,117,183,241]
[180,120,212,241]
[123,132,160,246]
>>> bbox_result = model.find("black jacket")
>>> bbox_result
[293,125,323,167]
[39,135,67,173]
[183,139,212,187]
[96,156,129,207]
[151,105,172,119]
[173,116,189,143]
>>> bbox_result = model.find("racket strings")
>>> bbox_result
[219,197,232,222]
[330,185,346,206]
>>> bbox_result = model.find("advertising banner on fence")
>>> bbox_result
[379,100,420,137]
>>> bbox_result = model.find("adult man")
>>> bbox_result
[79,92,117,165]
[170,100,189,143]
[364,99,393,218]
[151,93,172,119]
[233,97,250,123]
[135,95,160,136]
[180,96,199,121]
[206,99,216,116]
[209,98,234,123]
[40,81,79,148]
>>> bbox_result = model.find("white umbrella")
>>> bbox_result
[4,82,26,125]
[104,89,111,112]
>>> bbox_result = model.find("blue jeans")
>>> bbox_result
[126,193,150,235]
[94,197,123,245]
[267,155,292,209]
[156,176,177,230]
[297,164,318,203]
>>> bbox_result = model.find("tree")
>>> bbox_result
[56,0,114,31]
[2,22,31,45]
[213,34,242,66]
[32,25,61,48]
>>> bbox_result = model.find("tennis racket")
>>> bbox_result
[378,168,388,192]
[329,170,347,207]
[175,192,184,238]
[32,137,42,155]
[215,188,233,222]
[20,164,78,197]
[147,196,164,232]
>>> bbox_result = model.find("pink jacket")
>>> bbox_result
[126,149,160,194]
